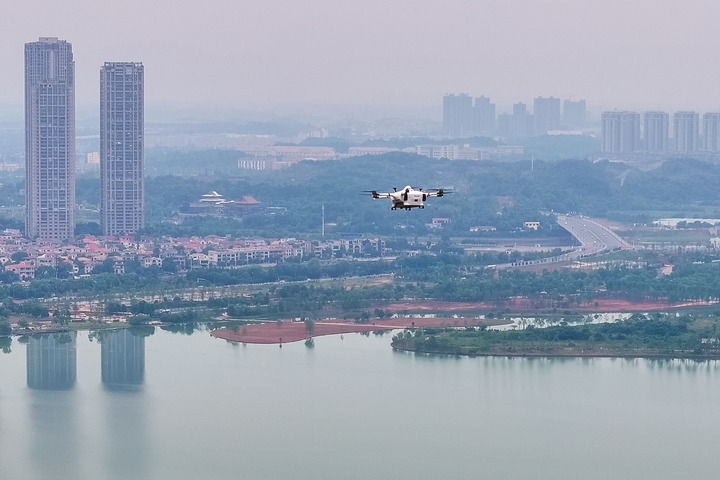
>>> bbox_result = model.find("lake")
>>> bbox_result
[1,327,719,479]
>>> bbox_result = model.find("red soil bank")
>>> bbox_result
[211,316,492,344]
[211,299,717,345]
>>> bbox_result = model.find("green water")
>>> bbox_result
[1,328,719,479]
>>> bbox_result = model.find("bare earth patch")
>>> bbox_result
[211,316,497,344]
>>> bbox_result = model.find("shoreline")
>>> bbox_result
[390,345,720,360]
[380,298,718,313]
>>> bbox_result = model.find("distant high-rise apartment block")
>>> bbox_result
[442,93,473,137]
[601,111,640,153]
[673,111,699,153]
[24,37,75,241]
[472,96,496,136]
[533,96,561,134]
[703,113,720,152]
[563,99,586,128]
[510,102,534,137]
[643,111,669,153]
[100,62,144,236]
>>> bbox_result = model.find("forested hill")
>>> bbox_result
[69,151,720,236]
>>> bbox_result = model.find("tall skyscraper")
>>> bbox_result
[703,113,720,152]
[442,93,473,137]
[533,96,561,134]
[563,99,586,128]
[100,62,144,236]
[673,111,699,153]
[643,111,669,153]
[24,37,75,241]
[472,96,496,136]
[601,111,640,153]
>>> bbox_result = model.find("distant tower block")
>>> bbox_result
[673,111,699,153]
[100,62,144,236]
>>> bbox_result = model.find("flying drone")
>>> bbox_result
[363,185,452,210]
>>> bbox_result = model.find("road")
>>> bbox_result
[556,214,631,254]
[494,214,630,270]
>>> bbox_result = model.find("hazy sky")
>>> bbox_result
[3,0,720,114]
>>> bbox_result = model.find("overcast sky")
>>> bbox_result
[3,0,720,114]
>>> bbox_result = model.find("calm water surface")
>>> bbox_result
[1,328,719,480]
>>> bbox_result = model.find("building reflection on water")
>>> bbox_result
[101,328,148,391]
[26,332,77,390]
[25,328,151,391]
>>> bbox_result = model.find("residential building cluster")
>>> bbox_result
[238,142,524,170]
[415,144,524,160]
[442,94,586,138]
[601,110,720,154]
[24,37,144,242]
[0,229,387,281]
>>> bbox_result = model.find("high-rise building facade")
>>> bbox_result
[533,96,561,134]
[511,102,534,137]
[703,113,720,152]
[643,111,669,153]
[472,96,496,136]
[601,111,640,153]
[100,62,144,236]
[673,111,699,153]
[563,99,586,128]
[442,93,473,137]
[24,37,75,241]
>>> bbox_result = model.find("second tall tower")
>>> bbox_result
[100,62,144,236]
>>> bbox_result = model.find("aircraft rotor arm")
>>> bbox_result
[363,190,391,199]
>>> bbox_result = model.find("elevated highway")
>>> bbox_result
[494,214,630,270]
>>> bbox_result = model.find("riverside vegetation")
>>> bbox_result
[391,313,720,359]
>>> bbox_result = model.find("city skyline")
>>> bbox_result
[5,1,720,113]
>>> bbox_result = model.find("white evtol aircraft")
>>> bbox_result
[363,186,451,210]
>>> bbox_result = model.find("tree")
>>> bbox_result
[0,317,11,336]
[106,302,127,314]
[10,251,28,262]
[76,221,101,235]
[35,266,56,279]
[162,258,178,273]
[128,314,151,325]
[0,269,18,283]
[56,262,73,279]
[304,318,315,333]
[52,308,71,326]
